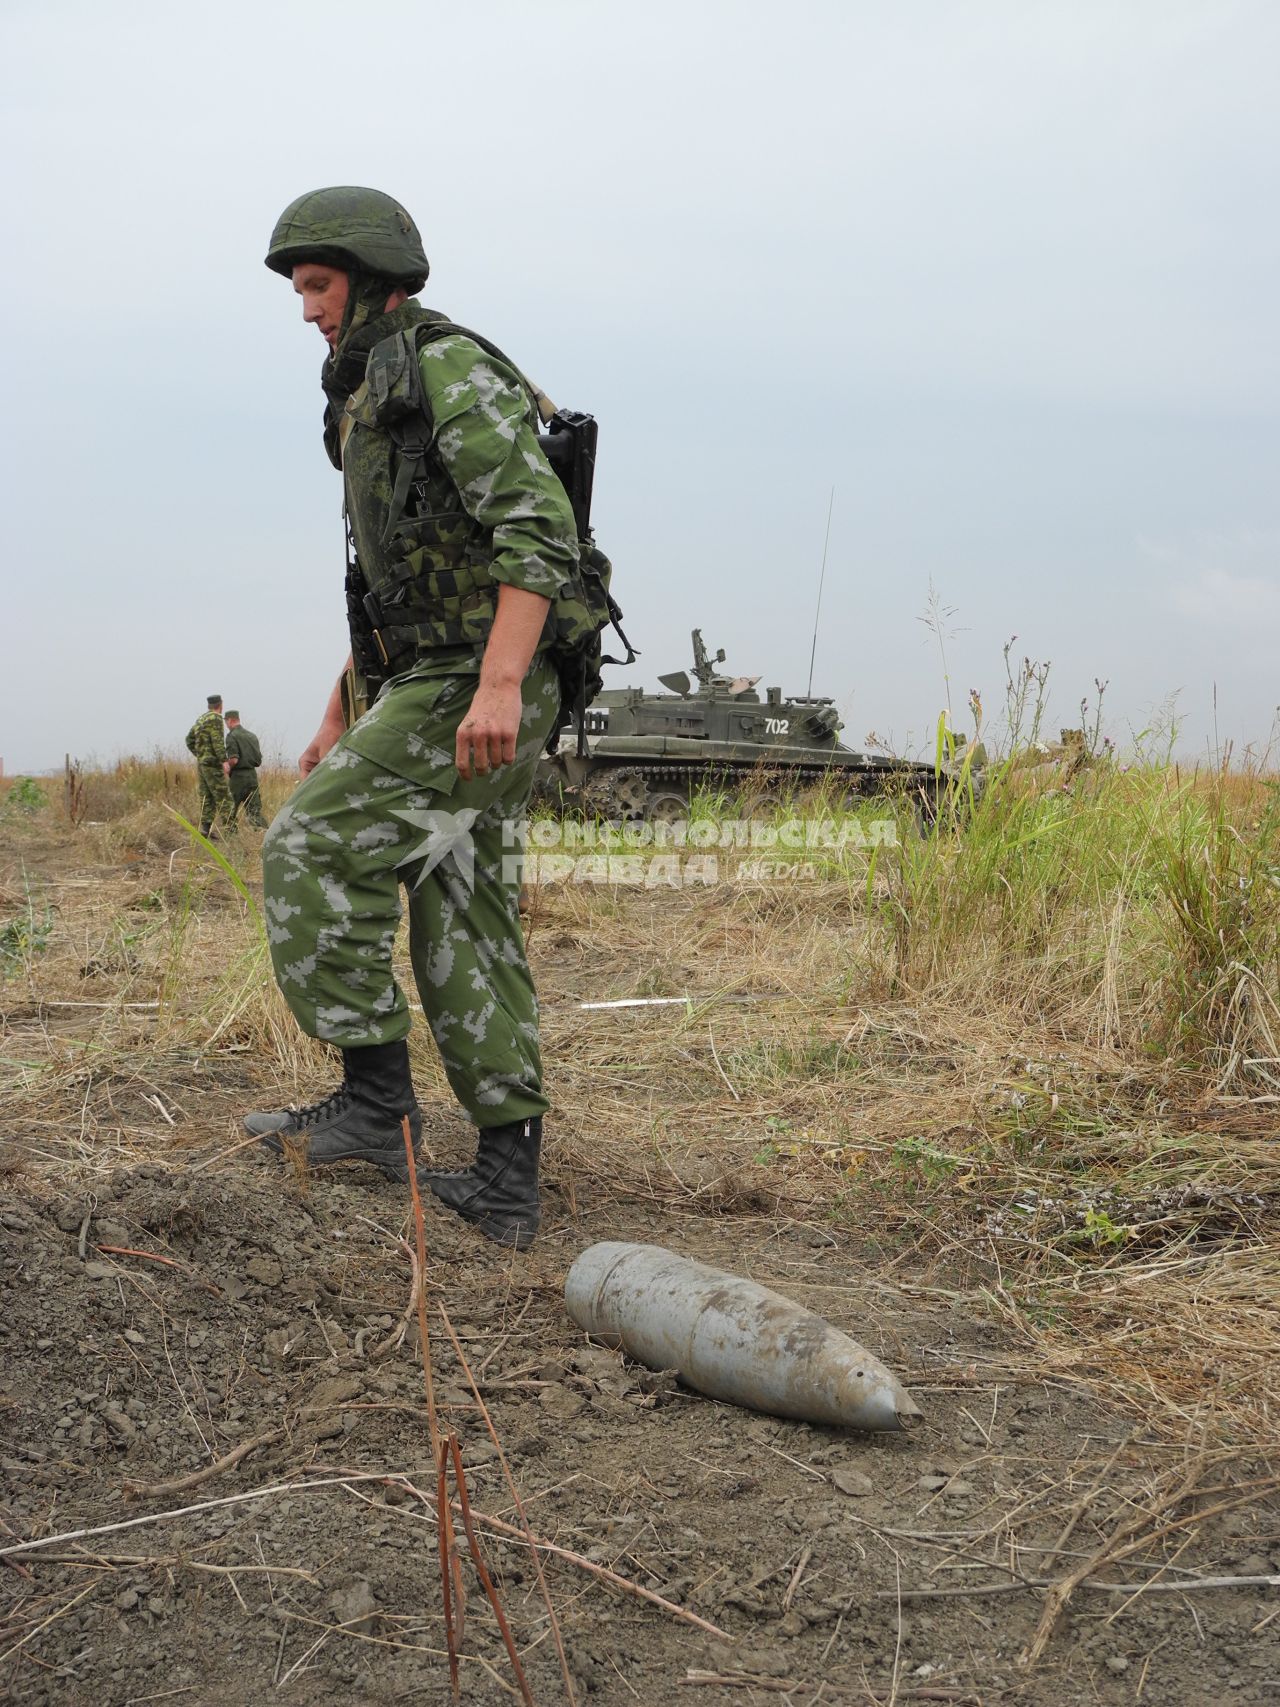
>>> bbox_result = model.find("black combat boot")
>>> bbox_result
[245,1040,422,1182]
[422,1117,542,1250]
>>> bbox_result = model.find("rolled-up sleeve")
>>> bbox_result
[418,335,578,599]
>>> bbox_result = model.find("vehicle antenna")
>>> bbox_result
[805,487,835,700]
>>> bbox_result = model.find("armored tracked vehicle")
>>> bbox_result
[537,629,947,820]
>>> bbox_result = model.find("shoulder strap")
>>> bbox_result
[367,313,545,425]
[367,313,543,541]
[412,315,543,417]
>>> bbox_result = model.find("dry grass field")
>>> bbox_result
[1,752,1278,1705]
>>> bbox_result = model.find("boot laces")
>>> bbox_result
[290,1083,353,1129]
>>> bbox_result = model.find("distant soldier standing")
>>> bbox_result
[245,186,600,1250]
[185,694,234,836]
[223,710,266,827]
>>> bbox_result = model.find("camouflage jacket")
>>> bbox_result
[225,726,262,771]
[337,305,578,671]
[185,710,226,766]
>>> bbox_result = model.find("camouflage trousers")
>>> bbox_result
[197,763,234,835]
[261,658,560,1127]
[230,771,266,828]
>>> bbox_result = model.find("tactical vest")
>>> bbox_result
[334,308,633,750]
[339,308,503,668]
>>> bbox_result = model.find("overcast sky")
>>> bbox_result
[3,0,1277,773]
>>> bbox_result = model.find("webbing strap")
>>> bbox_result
[383,433,430,544]
[372,314,541,545]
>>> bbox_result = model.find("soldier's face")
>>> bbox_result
[292,262,349,351]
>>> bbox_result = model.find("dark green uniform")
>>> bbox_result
[225,724,265,827]
[185,709,233,834]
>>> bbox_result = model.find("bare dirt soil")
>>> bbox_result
[2,819,1278,1705]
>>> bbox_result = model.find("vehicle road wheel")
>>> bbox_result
[645,789,689,826]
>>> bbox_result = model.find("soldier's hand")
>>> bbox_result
[456,682,521,781]
[222,761,232,776]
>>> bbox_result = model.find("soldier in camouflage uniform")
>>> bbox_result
[185,694,234,836]
[223,711,266,827]
[247,186,583,1250]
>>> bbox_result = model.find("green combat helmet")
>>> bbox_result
[264,186,429,289]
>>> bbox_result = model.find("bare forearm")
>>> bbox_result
[322,654,354,724]
[299,653,354,777]
[479,587,551,688]
[455,588,551,779]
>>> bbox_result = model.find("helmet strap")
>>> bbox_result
[321,275,422,414]
[336,265,397,354]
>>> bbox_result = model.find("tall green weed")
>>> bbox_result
[874,738,1280,1091]
[1149,768,1280,1090]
